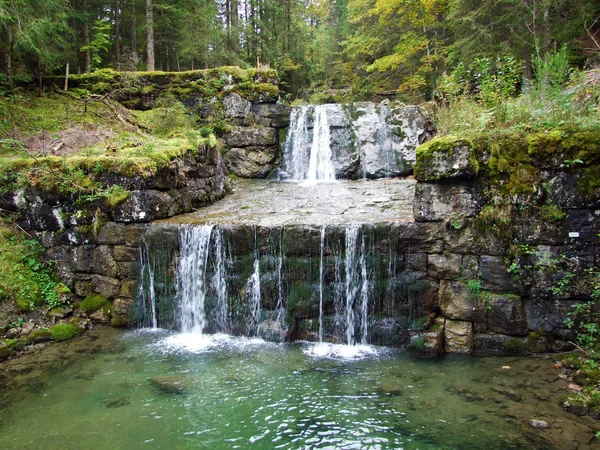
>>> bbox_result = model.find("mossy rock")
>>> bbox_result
[15,297,33,313]
[50,323,79,341]
[527,128,600,166]
[80,293,109,314]
[111,315,129,328]
[414,137,478,181]
[27,328,52,343]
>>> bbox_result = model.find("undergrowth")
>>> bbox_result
[0,219,68,315]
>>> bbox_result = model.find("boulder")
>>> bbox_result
[92,246,118,278]
[414,137,478,181]
[223,147,278,178]
[355,104,428,178]
[439,280,481,321]
[223,93,251,119]
[413,181,484,222]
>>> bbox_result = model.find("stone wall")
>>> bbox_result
[0,146,229,327]
[411,131,600,355]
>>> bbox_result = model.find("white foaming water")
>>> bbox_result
[303,342,378,360]
[178,225,214,334]
[307,106,336,182]
[345,226,360,345]
[279,105,336,182]
[153,332,270,354]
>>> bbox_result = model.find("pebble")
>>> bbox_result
[568,383,582,393]
[530,419,550,429]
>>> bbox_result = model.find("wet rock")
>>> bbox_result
[444,319,473,353]
[563,399,588,416]
[92,246,118,278]
[96,222,126,245]
[112,190,174,223]
[149,375,188,394]
[72,245,95,272]
[479,256,516,293]
[104,396,131,409]
[377,384,403,397]
[91,275,121,299]
[113,246,138,263]
[487,294,527,336]
[427,253,461,280]
[251,103,291,128]
[529,419,550,429]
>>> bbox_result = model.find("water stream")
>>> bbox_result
[0,327,594,450]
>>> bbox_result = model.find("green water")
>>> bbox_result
[0,328,595,449]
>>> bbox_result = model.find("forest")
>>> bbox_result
[1,0,599,101]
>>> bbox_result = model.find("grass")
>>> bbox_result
[434,69,600,138]
[0,90,217,198]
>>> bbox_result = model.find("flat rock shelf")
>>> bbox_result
[160,178,416,227]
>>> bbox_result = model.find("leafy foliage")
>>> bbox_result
[0,219,67,312]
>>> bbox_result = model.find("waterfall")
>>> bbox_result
[275,229,285,322]
[359,235,369,345]
[279,105,335,182]
[344,226,369,345]
[307,106,335,182]
[246,229,262,336]
[211,228,229,333]
[177,225,214,334]
[137,239,158,328]
[280,106,311,180]
[318,225,326,342]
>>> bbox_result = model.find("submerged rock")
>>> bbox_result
[149,375,189,394]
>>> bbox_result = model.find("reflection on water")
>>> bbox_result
[0,327,596,450]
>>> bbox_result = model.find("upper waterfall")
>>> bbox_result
[278,104,338,182]
[278,102,429,181]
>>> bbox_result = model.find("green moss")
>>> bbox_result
[540,203,567,223]
[414,136,477,181]
[80,293,109,314]
[15,297,33,313]
[502,338,527,355]
[50,323,79,341]
[26,328,52,343]
[527,128,600,164]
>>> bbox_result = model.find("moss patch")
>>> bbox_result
[49,323,79,341]
[80,293,109,314]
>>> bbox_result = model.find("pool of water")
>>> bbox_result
[0,327,596,449]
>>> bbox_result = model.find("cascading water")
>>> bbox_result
[344,226,369,346]
[307,106,335,182]
[137,239,158,328]
[178,225,214,334]
[279,105,335,182]
[211,228,229,333]
[318,225,325,342]
[246,229,262,336]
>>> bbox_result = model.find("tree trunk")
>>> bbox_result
[146,0,155,71]
[131,0,138,66]
[115,0,121,70]
[83,0,91,73]
[5,31,12,85]
[37,60,43,97]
